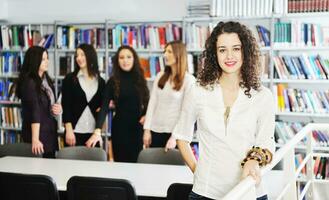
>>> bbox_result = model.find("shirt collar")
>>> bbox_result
[77,70,84,78]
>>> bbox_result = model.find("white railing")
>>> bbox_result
[223,123,329,200]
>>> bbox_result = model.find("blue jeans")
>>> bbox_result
[189,191,268,200]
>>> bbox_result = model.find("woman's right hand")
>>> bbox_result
[65,129,76,146]
[32,139,44,155]
[143,129,152,148]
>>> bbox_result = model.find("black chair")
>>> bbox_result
[67,176,137,200]
[0,171,59,200]
[56,146,107,161]
[137,148,185,165]
[0,142,41,158]
[167,183,193,200]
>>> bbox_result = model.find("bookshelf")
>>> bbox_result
[0,0,327,152]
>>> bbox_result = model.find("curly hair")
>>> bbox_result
[111,45,149,113]
[198,21,261,98]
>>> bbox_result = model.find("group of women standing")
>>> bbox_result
[17,40,192,163]
[16,21,275,199]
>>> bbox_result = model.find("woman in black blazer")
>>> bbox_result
[16,46,62,158]
[62,44,105,147]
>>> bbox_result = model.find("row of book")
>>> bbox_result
[273,54,329,80]
[56,26,105,49]
[140,54,195,79]
[108,24,182,50]
[274,21,329,47]
[275,121,304,144]
[288,0,329,13]
[274,84,329,113]
[0,25,54,50]
[0,80,16,102]
[209,0,274,17]
[185,24,270,49]
[0,130,22,145]
[0,52,22,75]
[313,156,329,179]
[275,121,329,147]
[0,107,22,129]
[56,24,182,50]
[187,0,213,17]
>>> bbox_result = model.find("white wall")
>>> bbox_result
[0,0,8,20]
[6,0,187,23]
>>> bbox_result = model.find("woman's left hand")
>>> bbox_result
[85,133,103,148]
[241,160,261,186]
[165,136,176,152]
[139,116,145,125]
[51,103,62,116]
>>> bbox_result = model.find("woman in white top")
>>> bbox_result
[173,21,275,200]
[143,40,195,151]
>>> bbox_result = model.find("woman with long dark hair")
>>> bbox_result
[16,46,62,158]
[61,43,105,147]
[87,45,149,163]
[143,40,195,151]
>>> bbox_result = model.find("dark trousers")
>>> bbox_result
[189,191,268,200]
[150,131,171,147]
[43,151,56,158]
[64,132,100,147]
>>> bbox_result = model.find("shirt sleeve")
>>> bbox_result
[22,79,41,123]
[95,79,114,129]
[143,73,162,130]
[255,88,276,154]
[61,75,73,123]
[172,82,198,142]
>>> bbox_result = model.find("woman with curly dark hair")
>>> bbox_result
[173,21,275,200]
[87,45,149,163]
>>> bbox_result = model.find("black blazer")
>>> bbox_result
[20,78,58,153]
[61,73,105,130]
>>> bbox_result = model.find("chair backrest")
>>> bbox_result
[56,146,107,161]
[0,171,59,200]
[0,142,41,158]
[67,176,137,200]
[137,148,185,165]
[167,183,193,200]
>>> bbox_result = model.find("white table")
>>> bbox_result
[0,156,193,197]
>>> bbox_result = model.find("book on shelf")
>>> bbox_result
[288,0,329,13]
[274,84,329,114]
[0,130,21,145]
[0,106,22,129]
[313,156,329,180]
[108,23,182,50]
[274,21,329,48]
[56,26,106,49]
[275,121,305,144]
[0,25,54,50]
[0,52,23,76]
[295,153,306,178]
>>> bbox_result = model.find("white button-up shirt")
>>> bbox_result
[144,71,195,133]
[74,70,98,133]
[173,83,275,199]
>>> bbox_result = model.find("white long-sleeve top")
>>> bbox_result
[173,83,276,199]
[144,71,195,133]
